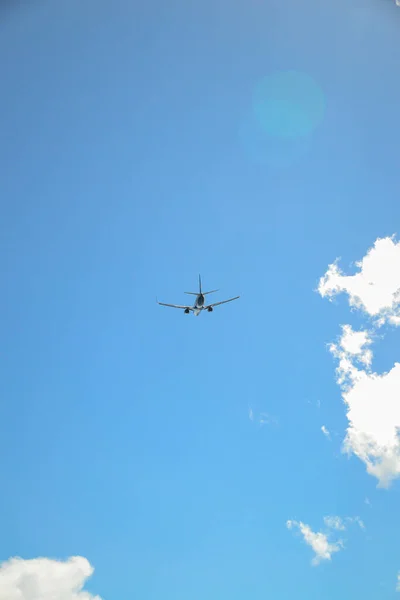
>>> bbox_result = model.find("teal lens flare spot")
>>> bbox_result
[239,111,310,168]
[253,71,325,138]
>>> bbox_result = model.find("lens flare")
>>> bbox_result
[239,111,310,168]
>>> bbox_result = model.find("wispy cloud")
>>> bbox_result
[323,516,345,530]
[349,516,365,530]
[259,412,278,427]
[306,398,321,409]
[0,556,102,600]
[321,425,331,440]
[324,515,364,531]
[248,407,277,427]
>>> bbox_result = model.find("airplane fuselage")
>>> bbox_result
[189,293,205,316]
[195,293,204,308]
[183,293,210,316]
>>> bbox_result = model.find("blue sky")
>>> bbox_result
[1,1,400,599]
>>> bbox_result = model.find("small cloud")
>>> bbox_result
[286,519,343,566]
[307,399,321,409]
[365,497,371,507]
[0,556,102,600]
[259,412,278,426]
[287,514,364,566]
[321,425,331,440]
[397,572,400,592]
[340,516,366,530]
[324,516,345,530]
[249,408,277,427]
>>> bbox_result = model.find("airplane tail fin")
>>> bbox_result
[200,274,219,295]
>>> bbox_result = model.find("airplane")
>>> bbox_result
[157,275,240,316]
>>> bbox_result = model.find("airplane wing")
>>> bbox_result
[205,296,240,309]
[157,300,193,310]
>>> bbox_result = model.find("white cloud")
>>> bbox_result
[397,572,400,591]
[321,425,331,439]
[330,325,400,488]
[248,407,254,421]
[0,556,102,600]
[287,514,365,565]
[318,236,400,326]
[319,237,400,487]
[286,519,343,566]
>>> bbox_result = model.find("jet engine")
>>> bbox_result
[184,308,190,314]
[207,306,213,312]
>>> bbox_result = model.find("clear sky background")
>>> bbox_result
[1,1,400,599]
